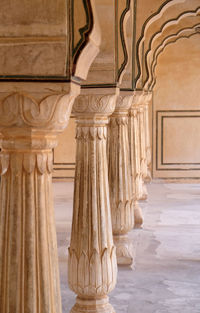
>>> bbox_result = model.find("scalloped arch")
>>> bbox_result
[150,27,200,90]
[136,0,186,87]
[142,8,200,90]
[135,0,200,89]
[144,7,200,87]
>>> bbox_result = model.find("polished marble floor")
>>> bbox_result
[53,182,200,313]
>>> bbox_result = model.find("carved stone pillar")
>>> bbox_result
[144,92,152,182]
[68,88,118,313]
[108,91,134,265]
[129,97,144,226]
[138,104,148,180]
[137,97,148,200]
[0,82,79,313]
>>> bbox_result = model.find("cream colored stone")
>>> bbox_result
[53,118,76,180]
[0,0,69,77]
[108,91,134,265]
[129,95,144,225]
[74,0,101,80]
[153,34,200,180]
[0,82,80,313]
[143,92,152,182]
[114,235,134,266]
[68,88,119,313]
[139,104,148,181]
[0,42,67,76]
[130,92,148,201]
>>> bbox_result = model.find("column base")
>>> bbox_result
[139,182,148,201]
[71,296,115,313]
[144,169,152,183]
[114,235,133,266]
[134,201,143,228]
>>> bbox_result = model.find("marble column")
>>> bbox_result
[129,96,144,226]
[139,104,148,181]
[136,95,148,201]
[144,92,152,182]
[68,88,118,313]
[108,91,134,265]
[0,83,79,313]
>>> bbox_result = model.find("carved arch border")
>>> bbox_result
[135,0,186,85]
[135,0,200,89]
[149,26,200,90]
[144,7,200,88]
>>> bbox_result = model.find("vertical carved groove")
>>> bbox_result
[0,151,62,313]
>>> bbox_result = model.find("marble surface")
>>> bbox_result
[53,181,200,313]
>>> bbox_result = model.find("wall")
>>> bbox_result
[153,34,200,180]
[53,118,76,180]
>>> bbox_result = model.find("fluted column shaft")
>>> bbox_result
[108,93,134,265]
[69,89,118,313]
[139,105,148,181]
[0,83,79,313]
[129,104,144,226]
[0,141,61,313]
[144,93,152,182]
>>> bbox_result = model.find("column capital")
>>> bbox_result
[72,87,119,120]
[131,90,152,110]
[0,82,79,138]
[143,91,153,108]
[115,90,134,112]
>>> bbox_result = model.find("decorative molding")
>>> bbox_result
[0,85,79,132]
[73,90,119,116]
[0,151,53,175]
[136,0,186,84]
[156,110,200,172]
[68,247,117,296]
[143,7,200,88]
